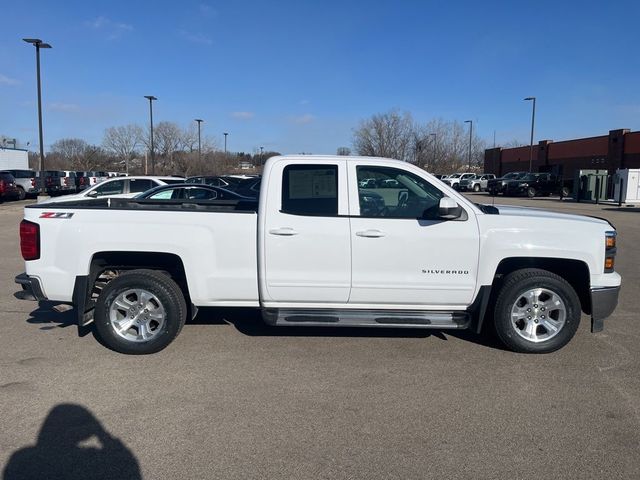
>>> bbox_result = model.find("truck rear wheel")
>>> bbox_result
[94,269,187,354]
[473,184,481,192]
[492,268,581,353]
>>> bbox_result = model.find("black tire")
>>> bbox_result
[561,186,570,197]
[489,188,498,196]
[527,187,536,198]
[93,269,187,354]
[473,184,480,192]
[492,268,581,353]
[16,187,26,201]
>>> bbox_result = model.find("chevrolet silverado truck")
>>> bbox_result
[15,155,620,355]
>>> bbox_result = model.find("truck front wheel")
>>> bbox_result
[492,269,581,353]
[94,269,187,354]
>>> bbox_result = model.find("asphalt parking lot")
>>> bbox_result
[1,195,639,479]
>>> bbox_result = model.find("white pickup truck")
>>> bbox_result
[16,155,620,355]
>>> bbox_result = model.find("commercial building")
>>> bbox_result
[484,129,640,180]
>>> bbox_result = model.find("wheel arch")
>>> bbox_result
[474,256,591,334]
[74,251,191,328]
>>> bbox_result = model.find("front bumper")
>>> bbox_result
[15,273,47,301]
[590,286,620,333]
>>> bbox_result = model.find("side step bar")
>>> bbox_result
[262,309,470,329]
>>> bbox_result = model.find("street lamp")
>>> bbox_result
[524,97,536,172]
[23,38,52,196]
[144,95,157,174]
[260,146,264,165]
[223,132,228,154]
[194,119,203,162]
[464,120,473,171]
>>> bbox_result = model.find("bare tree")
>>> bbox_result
[352,110,415,162]
[336,147,351,156]
[103,125,143,174]
[502,139,527,148]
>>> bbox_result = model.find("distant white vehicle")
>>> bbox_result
[41,176,185,203]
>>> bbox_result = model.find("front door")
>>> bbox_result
[348,163,480,308]
[262,161,351,304]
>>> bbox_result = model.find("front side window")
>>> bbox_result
[93,180,125,196]
[148,190,174,199]
[356,166,444,219]
[282,164,338,216]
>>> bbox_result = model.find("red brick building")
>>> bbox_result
[484,129,640,180]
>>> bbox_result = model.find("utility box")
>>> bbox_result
[573,169,608,202]
[614,169,640,203]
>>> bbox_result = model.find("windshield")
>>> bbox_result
[449,174,461,179]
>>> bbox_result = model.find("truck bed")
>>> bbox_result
[27,197,259,213]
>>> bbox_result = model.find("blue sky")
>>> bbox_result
[1,0,639,154]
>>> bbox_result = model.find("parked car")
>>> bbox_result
[135,183,255,201]
[59,171,78,195]
[0,172,20,201]
[2,169,38,199]
[231,177,262,198]
[185,176,234,188]
[17,155,620,355]
[358,178,378,188]
[443,173,476,190]
[35,170,66,196]
[487,171,529,196]
[41,176,185,203]
[504,173,566,197]
[459,174,496,192]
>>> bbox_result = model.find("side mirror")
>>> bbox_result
[87,190,99,198]
[438,197,462,219]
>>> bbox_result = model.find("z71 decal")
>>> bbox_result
[39,212,74,219]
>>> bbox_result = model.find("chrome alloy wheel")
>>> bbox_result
[109,288,166,342]
[510,288,566,343]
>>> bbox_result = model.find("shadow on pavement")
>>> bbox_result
[2,403,141,480]
[25,301,76,330]
[603,207,640,213]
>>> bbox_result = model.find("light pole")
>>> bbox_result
[524,97,536,172]
[429,133,437,170]
[223,132,228,154]
[464,120,473,171]
[144,95,157,174]
[195,119,203,162]
[23,38,51,196]
[260,146,264,165]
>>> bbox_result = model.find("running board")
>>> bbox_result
[262,309,470,329]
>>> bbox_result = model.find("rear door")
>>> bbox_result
[262,160,351,304]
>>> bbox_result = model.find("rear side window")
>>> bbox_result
[128,179,155,193]
[282,164,338,216]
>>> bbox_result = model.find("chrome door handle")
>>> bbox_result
[356,229,386,238]
[269,227,299,236]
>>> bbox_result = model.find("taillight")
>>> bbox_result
[31,178,36,187]
[64,177,69,186]
[0,180,5,194]
[20,220,40,261]
[604,231,617,273]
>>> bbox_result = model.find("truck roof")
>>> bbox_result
[274,154,405,164]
